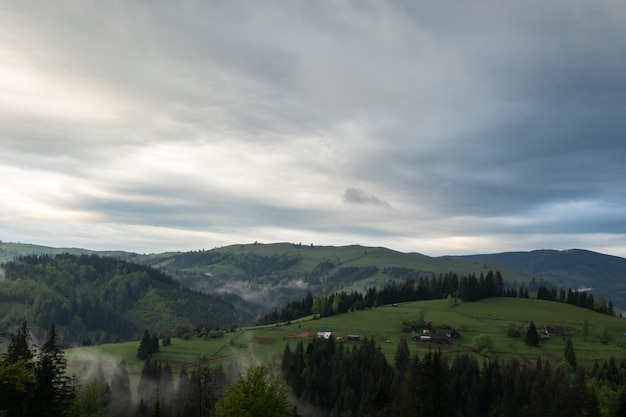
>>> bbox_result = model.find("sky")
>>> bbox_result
[1,1,625,257]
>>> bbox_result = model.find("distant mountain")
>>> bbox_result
[7,241,625,324]
[2,241,537,317]
[446,249,626,310]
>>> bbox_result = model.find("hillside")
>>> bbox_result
[67,297,626,378]
[0,253,251,345]
[448,249,626,310]
[0,241,140,262]
[137,242,537,316]
[4,241,626,325]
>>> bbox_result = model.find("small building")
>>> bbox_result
[346,334,360,341]
[316,327,333,339]
[446,329,461,339]
[545,325,565,337]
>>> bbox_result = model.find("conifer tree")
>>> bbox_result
[394,336,410,376]
[6,320,35,365]
[564,338,577,370]
[137,329,159,360]
[524,321,539,346]
[109,360,131,417]
[175,367,190,417]
[34,324,73,417]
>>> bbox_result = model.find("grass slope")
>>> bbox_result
[66,297,626,387]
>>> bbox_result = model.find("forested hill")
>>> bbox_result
[447,249,626,309]
[136,243,537,317]
[0,254,251,346]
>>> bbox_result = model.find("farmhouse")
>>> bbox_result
[316,327,333,339]
[413,329,451,344]
[544,325,565,337]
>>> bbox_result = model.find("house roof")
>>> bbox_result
[545,325,565,335]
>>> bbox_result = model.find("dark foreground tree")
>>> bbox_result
[525,321,539,347]
[34,324,73,417]
[109,360,131,417]
[214,365,295,417]
[5,321,35,365]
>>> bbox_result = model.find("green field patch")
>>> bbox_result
[66,297,626,389]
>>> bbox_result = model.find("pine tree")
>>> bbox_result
[34,324,74,417]
[525,321,539,346]
[109,360,132,417]
[137,330,153,360]
[159,361,175,417]
[6,320,35,365]
[394,337,410,376]
[564,338,577,370]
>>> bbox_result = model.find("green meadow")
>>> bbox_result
[66,297,626,384]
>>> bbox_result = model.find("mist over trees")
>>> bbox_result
[4,320,626,416]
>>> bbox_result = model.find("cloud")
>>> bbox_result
[343,188,391,208]
[0,0,625,257]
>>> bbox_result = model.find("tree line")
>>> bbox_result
[282,336,626,417]
[5,320,626,416]
[0,321,291,417]
[257,270,615,325]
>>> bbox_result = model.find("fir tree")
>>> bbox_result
[394,336,410,376]
[524,321,539,347]
[5,321,35,365]
[109,360,131,417]
[564,338,577,370]
[34,324,74,417]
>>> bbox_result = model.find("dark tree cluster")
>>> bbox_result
[257,271,505,325]
[0,321,72,417]
[136,329,160,360]
[282,337,626,417]
[536,285,615,316]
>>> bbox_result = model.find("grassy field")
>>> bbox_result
[66,297,626,388]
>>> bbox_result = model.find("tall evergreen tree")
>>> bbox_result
[525,321,539,347]
[5,321,35,365]
[159,361,175,417]
[394,336,410,376]
[34,324,73,417]
[564,338,577,370]
[109,360,132,417]
[137,330,159,360]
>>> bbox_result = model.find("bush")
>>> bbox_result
[506,323,522,338]
[472,334,492,355]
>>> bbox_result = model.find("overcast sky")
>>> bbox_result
[1,1,625,257]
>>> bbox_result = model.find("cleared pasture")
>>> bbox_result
[66,297,626,385]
